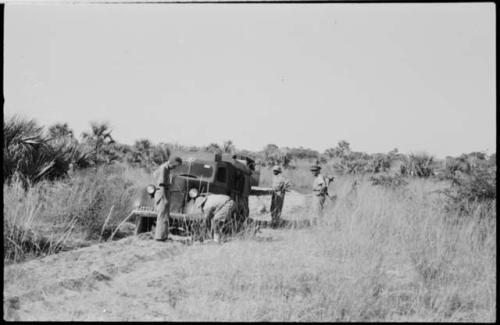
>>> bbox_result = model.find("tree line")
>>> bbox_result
[3,115,496,191]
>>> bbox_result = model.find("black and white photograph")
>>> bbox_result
[2,1,496,322]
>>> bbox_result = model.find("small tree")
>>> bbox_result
[48,122,74,139]
[81,122,115,168]
[338,140,351,154]
[133,139,154,166]
[262,144,291,168]
[47,122,89,173]
[222,140,236,154]
[403,153,436,177]
[206,143,222,154]
[263,144,280,166]
[151,143,171,166]
[325,140,351,159]
[443,160,496,215]
[368,153,392,173]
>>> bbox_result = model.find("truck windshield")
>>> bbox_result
[173,162,214,179]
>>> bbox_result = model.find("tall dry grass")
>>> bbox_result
[3,164,151,263]
[2,160,495,321]
[163,176,495,322]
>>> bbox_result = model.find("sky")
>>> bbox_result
[4,2,496,158]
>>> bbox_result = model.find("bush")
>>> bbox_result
[367,153,392,173]
[443,165,496,215]
[262,144,292,168]
[401,153,436,178]
[369,174,408,190]
[3,116,76,188]
[332,152,371,175]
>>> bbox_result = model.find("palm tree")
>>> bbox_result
[48,122,74,139]
[47,122,86,173]
[133,139,153,167]
[4,116,73,188]
[81,122,115,168]
[4,116,47,183]
[325,140,351,159]
[151,143,171,166]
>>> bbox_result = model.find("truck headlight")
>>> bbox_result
[133,199,141,208]
[146,185,156,195]
[188,188,199,198]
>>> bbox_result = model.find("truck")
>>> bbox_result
[129,152,273,237]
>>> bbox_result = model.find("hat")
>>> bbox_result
[272,165,282,173]
[169,156,183,165]
[310,165,321,172]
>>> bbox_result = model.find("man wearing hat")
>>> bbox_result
[270,165,290,227]
[152,156,183,241]
[310,164,331,224]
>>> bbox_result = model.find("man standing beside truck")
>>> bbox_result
[310,165,334,225]
[270,165,290,228]
[152,156,183,241]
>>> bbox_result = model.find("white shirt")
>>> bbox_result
[195,194,232,213]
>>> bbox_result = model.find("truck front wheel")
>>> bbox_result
[135,217,155,235]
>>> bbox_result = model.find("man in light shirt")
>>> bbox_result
[310,165,333,225]
[196,194,236,243]
[152,156,182,241]
[270,165,290,228]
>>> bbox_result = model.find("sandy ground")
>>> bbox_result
[249,190,310,221]
[3,190,318,321]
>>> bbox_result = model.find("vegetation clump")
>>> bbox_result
[400,153,437,178]
[441,153,496,215]
[4,116,75,188]
[369,174,408,189]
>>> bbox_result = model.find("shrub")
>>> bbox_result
[332,152,371,175]
[401,153,436,178]
[369,174,408,190]
[367,153,392,173]
[442,165,496,215]
[3,165,148,263]
[222,140,236,154]
[206,143,222,154]
[81,121,118,167]
[3,116,75,188]
[262,144,292,168]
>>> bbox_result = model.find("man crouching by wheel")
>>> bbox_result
[195,194,236,243]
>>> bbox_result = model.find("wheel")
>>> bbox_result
[230,210,239,234]
[135,216,155,235]
[230,208,247,234]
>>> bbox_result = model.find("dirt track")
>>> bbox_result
[3,191,313,321]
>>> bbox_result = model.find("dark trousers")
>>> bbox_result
[270,193,284,225]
